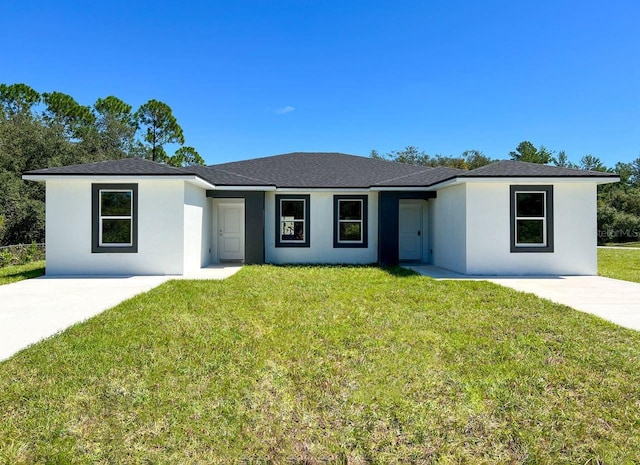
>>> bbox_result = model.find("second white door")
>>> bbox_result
[218,202,245,261]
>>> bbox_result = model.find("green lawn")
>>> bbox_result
[0,260,45,285]
[1,266,639,463]
[598,248,640,283]
[604,241,640,248]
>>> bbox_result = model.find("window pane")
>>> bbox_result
[101,191,132,216]
[281,200,304,219]
[517,220,544,244]
[281,220,304,241]
[339,200,362,220]
[102,219,132,244]
[516,192,544,217]
[339,222,362,241]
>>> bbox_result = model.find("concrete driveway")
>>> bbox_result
[406,266,640,331]
[0,266,242,362]
[0,276,168,361]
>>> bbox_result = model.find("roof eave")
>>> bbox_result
[22,173,216,189]
[432,175,620,189]
[210,185,276,191]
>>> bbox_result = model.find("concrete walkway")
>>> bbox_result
[406,265,640,332]
[0,265,242,362]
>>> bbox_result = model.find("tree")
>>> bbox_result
[461,149,494,169]
[387,146,430,165]
[614,162,634,186]
[167,146,205,167]
[431,154,467,169]
[552,150,578,168]
[509,141,553,164]
[370,149,384,160]
[579,154,607,172]
[93,96,138,160]
[630,156,640,187]
[0,83,40,117]
[136,99,184,162]
[370,147,494,170]
[42,91,95,140]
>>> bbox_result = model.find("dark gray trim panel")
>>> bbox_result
[206,191,265,264]
[275,194,311,247]
[91,183,138,254]
[378,191,436,266]
[333,195,368,248]
[509,185,554,253]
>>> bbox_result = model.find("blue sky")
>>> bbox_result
[3,0,639,166]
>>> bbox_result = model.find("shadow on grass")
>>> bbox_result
[263,263,419,277]
[381,266,420,278]
[0,266,46,285]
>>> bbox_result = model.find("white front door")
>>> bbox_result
[399,202,422,261]
[218,202,245,261]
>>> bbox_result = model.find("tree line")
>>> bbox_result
[1,80,638,247]
[372,143,640,244]
[0,83,204,246]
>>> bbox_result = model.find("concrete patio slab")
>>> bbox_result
[406,265,640,332]
[0,265,243,362]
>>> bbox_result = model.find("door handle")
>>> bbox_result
[417,230,421,236]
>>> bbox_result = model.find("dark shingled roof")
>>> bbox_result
[208,152,439,188]
[373,166,464,187]
[25,157,190,176]
[187,164,274,186]
[461,160,619,178]
[25,152,619,187]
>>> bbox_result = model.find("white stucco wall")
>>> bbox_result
[45,178,186,276]
[183,182,211,272]
[265,191,378,264]
[464,182,597,275]
[430,184,467,273]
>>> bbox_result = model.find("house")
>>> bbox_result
[23,152,619,276]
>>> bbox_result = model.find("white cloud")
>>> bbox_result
[274,105,295,115]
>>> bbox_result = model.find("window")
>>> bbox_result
[334,195,368,248]
[510,185,553,253]
[92,183,138,253]
[275,195,310,247]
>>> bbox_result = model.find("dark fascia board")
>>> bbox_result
[209,183,276,188]
[25,172,198,177]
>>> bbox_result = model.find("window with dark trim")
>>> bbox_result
[333,195,368,248]
[92,183,138,253]
[275,194,310,247]
[510,185,553,253]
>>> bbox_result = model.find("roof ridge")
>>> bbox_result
[372,165,468,186]
[211,151,438,169]
[209,151,356,166]
[129,157,191,174]
[371,166,434,185]
[463,159,618,177]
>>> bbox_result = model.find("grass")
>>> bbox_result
[0,260,45,285]
[1,266,640,463]
[598,248,640,284]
